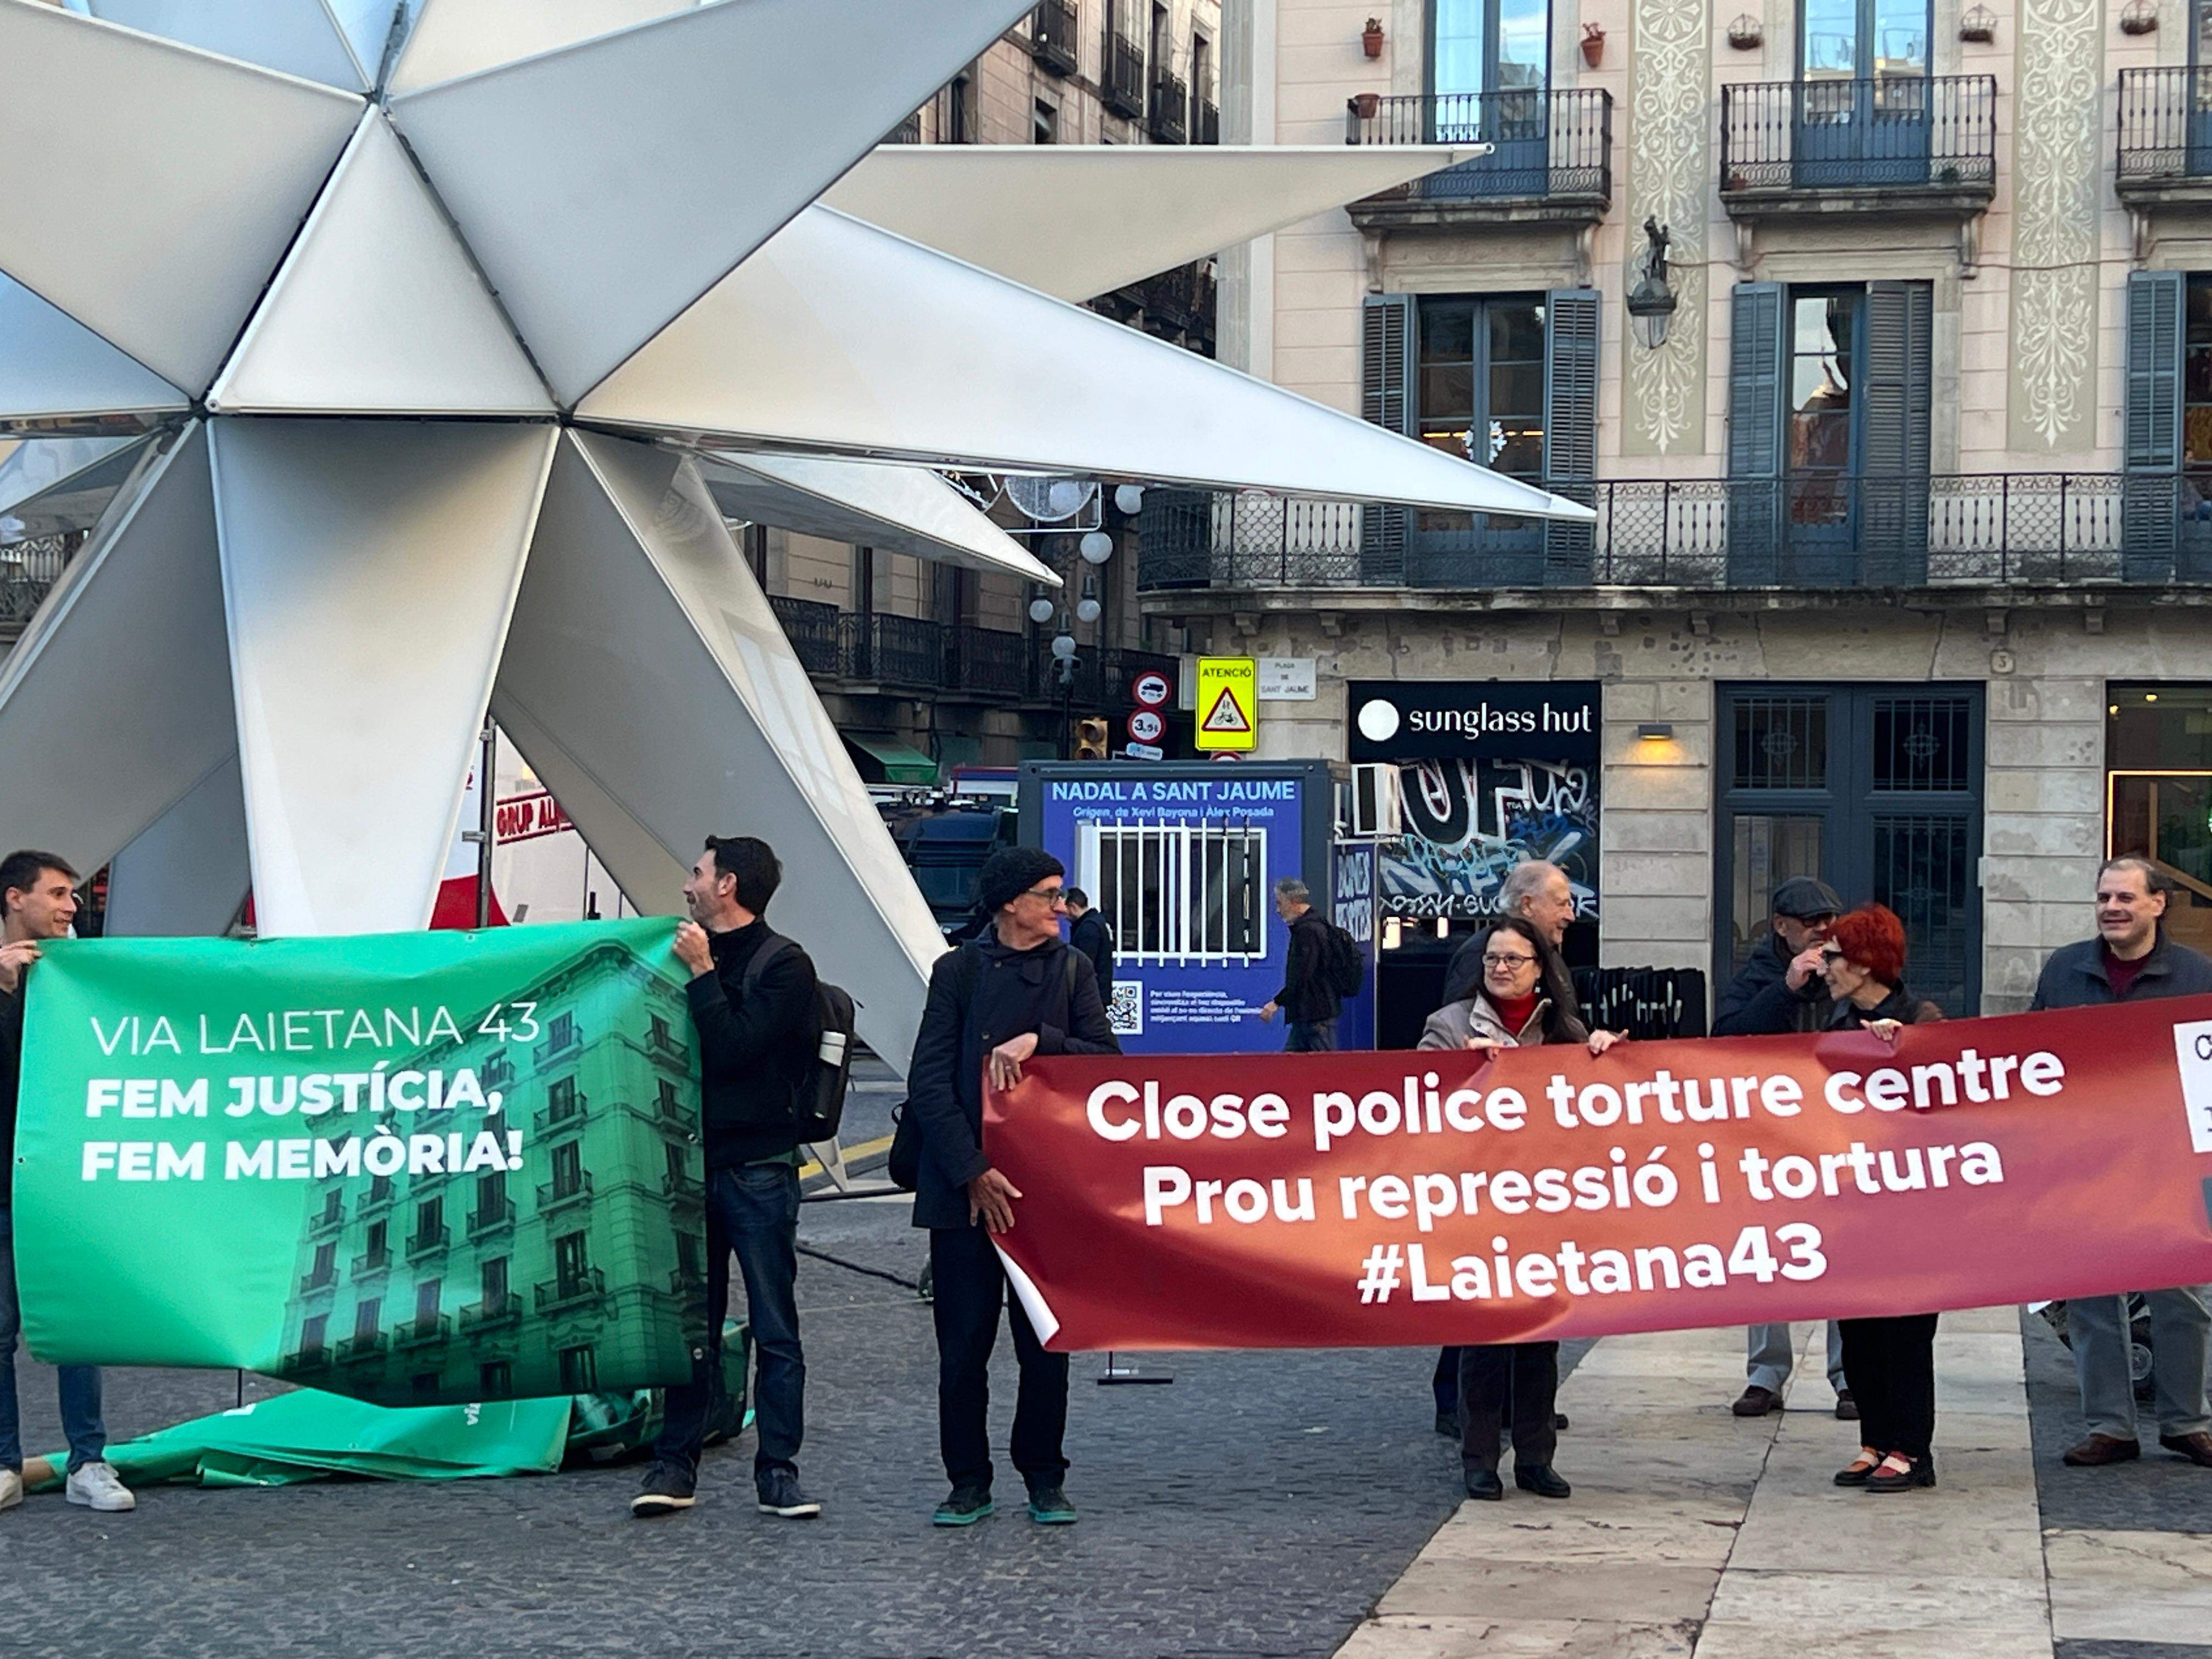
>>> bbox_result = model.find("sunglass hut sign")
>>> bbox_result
[1348,682,1601,765]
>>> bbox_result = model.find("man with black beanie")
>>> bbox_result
[633,836,821,1521]
[906,845,1119,1528]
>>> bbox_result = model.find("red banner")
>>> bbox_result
[984,997,2212,1351]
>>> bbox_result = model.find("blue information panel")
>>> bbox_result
[1020,761,1336,1056]
[1331,839,1379,1051]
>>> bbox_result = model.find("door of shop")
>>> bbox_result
[1715,684,1982,1015]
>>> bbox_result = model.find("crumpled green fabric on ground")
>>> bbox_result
[30,1324,750,1490]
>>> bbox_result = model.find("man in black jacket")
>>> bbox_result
[907,846,1119,1528]
[1258,878,1340,1051]
[1064,888,1115,1010]
[2032,856,2212,1471]
[633,836,822,1521]
[1711,877,1853,1421]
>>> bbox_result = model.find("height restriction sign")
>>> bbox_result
[1194,657,1258,751]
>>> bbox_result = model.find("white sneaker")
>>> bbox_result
[0,1468,21,1513]
[65,1460,134,1513]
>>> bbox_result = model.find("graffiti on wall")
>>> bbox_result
[1380,757,1599,919]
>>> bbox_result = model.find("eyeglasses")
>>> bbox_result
[1020,886,1067,905]
[1819,948,1847,964]
[1482,952,1537,969]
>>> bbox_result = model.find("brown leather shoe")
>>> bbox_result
[2158,1431,2212,1468]
[1732,1385,1782,1418]
[2063,1432,2142,1466]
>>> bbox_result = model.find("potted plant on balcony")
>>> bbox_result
[1362,16,1385,58]
[1352,90,1381,119]
[1581,23,1606,66]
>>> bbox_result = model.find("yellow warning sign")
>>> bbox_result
[1195,656,1258,751]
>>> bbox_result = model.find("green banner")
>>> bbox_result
[13,918,710,1407]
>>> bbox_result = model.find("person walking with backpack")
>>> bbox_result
[634,836,823,1521]
[905,847,1119,1528]
[1257,878,1352,1052]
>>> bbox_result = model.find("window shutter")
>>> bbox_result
[2124,270,2183,579]
[1726,281,1786,583]
[1543,287,1600,581]
[1860,280,1933,585]
[1359,292,1416,581]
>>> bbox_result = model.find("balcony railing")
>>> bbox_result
[299,1266,337,1294]
[533,1023,580,1066]
[886,110,922,144]
[405,1223,450,1260]
[394,1313,450,1350]
[1104,31,1146,117]
[1030,0,1077,76]
[337,1330,387,1363]
[2118,66,2212,189]
[662,1168,706,1204]
[460,1295,521,1333]
[537,1171,594,1214]
[349,1245,392,1276]
[842,611,947,688]
[466,1195,516,1238]
[1150,71,1189,143]
[1137,477,2212,591]
[767,593,842,676]
[0,533,82,633]
[289,1343,331,1373]
[1719,75,1996,196]
[535,1268,608,1313]
[308,1200,345,1237]
[950,622,1030,699]
[1196,96,1220,145]
[533,1092,588,1136]
[1345,88,1611,203]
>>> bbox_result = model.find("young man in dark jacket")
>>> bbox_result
[634,836,822,1521]
[1258,878,1340,1051]
[2031,856,2212,1472]
[1064,888,1115,1010]
[907,846,1119,1528]
[1710,876,1853,1421]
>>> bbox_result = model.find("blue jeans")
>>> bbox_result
[654,1163,804,1481]
[2072,1286,2211,1440]
[1286,1018,1339,1053]
[0,1205,107,1473]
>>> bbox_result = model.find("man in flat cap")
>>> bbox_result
[905,847,1119,1530]
[1713,874,1852,1419]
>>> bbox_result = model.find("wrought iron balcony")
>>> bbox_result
[459,1295,521,1333]
[466,1195,516,1238]
[337,1330,387,1363]
[651,1088,694,1131]
[535,1268,608,1313]
[2117,66,2212,198]
[307,1199,345,1237]
[885,110,923,145]
[349,1245,392,1276]
[949,622,1030,699]
[1030,0,1077,76]
[1137,476,2212,592]
[537,1171,594,1214]
[405,1223,450,1260]
[360,1178,396,1212]
[1150,70,1189,143]
[766,593,842,676]
[298,1265,337,1294]
[0,532,82,637]
[662,1168,706,1204]
[1345,88,1611,213]
[394,1313,451,1350]
[288,1342,331,1373]
[1719,75,1995,205]
[1196,96,1220,145]
[533,1092,588,1136]
[841,611,948,689]
[1104,31,1146,117]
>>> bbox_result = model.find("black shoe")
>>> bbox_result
[1834,1448,1882,1487]
[1025,1483,1077,1525]
[1553,1412,1570,1432]
[1733,1385,1782,1417]
[1864,1453,1936,1493]
[630,1459,697,1517]
[1435,1409,1458,1437]
[1464,1470,1503,1500]
[1835,1390,1859,1422]
[1515,1465,1571,1499]
[757,1468,821,1518]
[932,1485,995,1527]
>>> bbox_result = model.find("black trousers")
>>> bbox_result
[1838,1313,1938,1461]
[1458,1342,1558,1475]
[1432,1346,1461,1413]
[931,1224,1070,1492]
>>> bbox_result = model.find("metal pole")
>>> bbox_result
[476,717,496,928]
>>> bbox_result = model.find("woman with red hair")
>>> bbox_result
[1820,903,1942,1493]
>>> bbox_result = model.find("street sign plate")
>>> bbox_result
[1126,708,1165,745]
[1131,669,1171,708]
[1194,657,1257,751]
[1124,741,1164,760]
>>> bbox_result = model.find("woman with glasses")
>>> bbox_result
[1417,915,1622,1502]
[1819,903,1943,1494]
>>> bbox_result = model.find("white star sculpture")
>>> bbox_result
[0,0,1585,1063]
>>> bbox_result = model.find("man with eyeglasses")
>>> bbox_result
[905,847,1120,1528]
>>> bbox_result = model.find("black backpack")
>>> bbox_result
[742,934,856,1143]
[1323,920,1365,999]
[887,945,1083,1192]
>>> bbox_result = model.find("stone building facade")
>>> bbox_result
[1156,0,2212,1015]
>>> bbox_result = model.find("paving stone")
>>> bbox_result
[1337,1616,1699,1658]
[2045,1528,2212,1647]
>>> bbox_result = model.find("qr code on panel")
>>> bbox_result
[1107,980,1143,1037]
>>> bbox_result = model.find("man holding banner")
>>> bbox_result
[0,850,133,1516]
[2032,856,2212,1471]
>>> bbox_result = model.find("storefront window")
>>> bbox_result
[2106,684,2212,954]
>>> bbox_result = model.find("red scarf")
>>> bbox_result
[1490,990,1540,1036]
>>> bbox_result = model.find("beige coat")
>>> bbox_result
[1418,991,1588,1051]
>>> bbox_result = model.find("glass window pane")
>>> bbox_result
[1489,301,1545,364]
[1432,0,1486,95]
[1872,0,1927,74]
[1490,360,1545,421]
[1871,696,1971,791]
[1489,421,1544,476]
[1731,815,1825,971]
[1496,0,1549,87]
[1420,363,1475,424]
[2188,346,2212,404]
[1791,410,1853,474]
[1733,696,1829,789]
[1420,300,1476,363]
[1871,814,1970,1014]
[1802,0,1859,76]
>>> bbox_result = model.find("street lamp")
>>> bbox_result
[1627,216,1677,352]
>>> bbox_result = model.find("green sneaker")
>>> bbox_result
[932,1486,994,1527]
[1025,1484,1077,1525]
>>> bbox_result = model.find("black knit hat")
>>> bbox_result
[978,847,1065,915]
